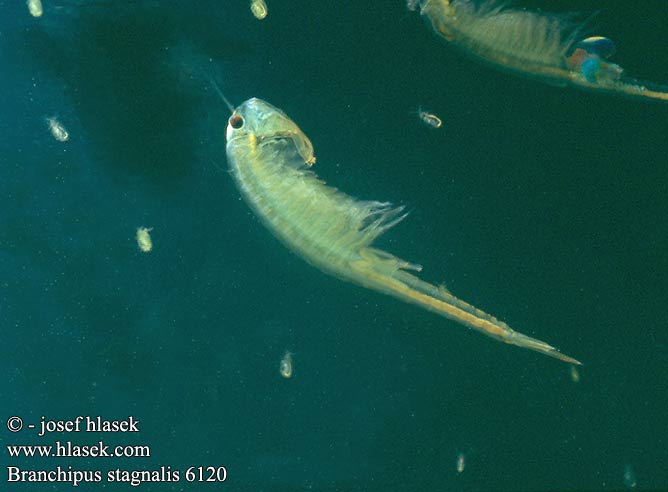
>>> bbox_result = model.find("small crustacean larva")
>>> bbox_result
[46,117,69,142]
[27,0,43,18]
[406,0,420,12]
[250,0,267,20]
[279,350,293,378]
[569,364,580,383]
[417,108,443,129]
[456,452,466,474]
[136,227,153,253]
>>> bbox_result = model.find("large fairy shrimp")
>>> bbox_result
[224,97,581,365]
[418,0,668,102]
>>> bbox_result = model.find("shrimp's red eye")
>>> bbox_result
[229,114,244,129]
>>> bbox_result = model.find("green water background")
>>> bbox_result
[1,1,667,490]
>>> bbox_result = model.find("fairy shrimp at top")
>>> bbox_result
[417,0,668,102]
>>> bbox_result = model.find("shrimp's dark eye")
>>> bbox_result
[229,114,244,129]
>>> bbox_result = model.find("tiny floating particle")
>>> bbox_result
[279,350,293,378]
[569,365,580,383]
[27,0,43,18]
[136,227,153,253]
[418,109,442,129]
[623,463,637,489]
[46,117,69,142]
[250,0,267,20]
[406,0,420,12]
[456,452,466,474]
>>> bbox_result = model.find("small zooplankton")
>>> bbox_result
[27,0,43,17]
[417,109,442,129]
[279,351,293,378]
[136,227,153,253]
[224,97,580,365]
[456,452,466,473]
[46,117,69,142]
[250,0,267,20]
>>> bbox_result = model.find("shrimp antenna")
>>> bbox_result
[207,76,235,114]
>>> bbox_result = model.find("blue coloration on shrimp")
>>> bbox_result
[566,36,623,84]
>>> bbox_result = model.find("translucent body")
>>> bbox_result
[419,0,668,102]
[47,117,69,142]
[456,452,466,473]
[569,365,580,383]
[279,351,293,378]
[27,0,43,18]
[136,227,153,253]
[250,0,267,20]
[226,98,581,365]
[418,109,442,128]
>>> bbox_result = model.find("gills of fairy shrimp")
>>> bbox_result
[225,97,581,365]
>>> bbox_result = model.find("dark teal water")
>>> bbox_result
[2,1,667,490]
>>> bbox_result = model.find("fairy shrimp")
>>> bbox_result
[418,0,668,102]
[224,97,581,365]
